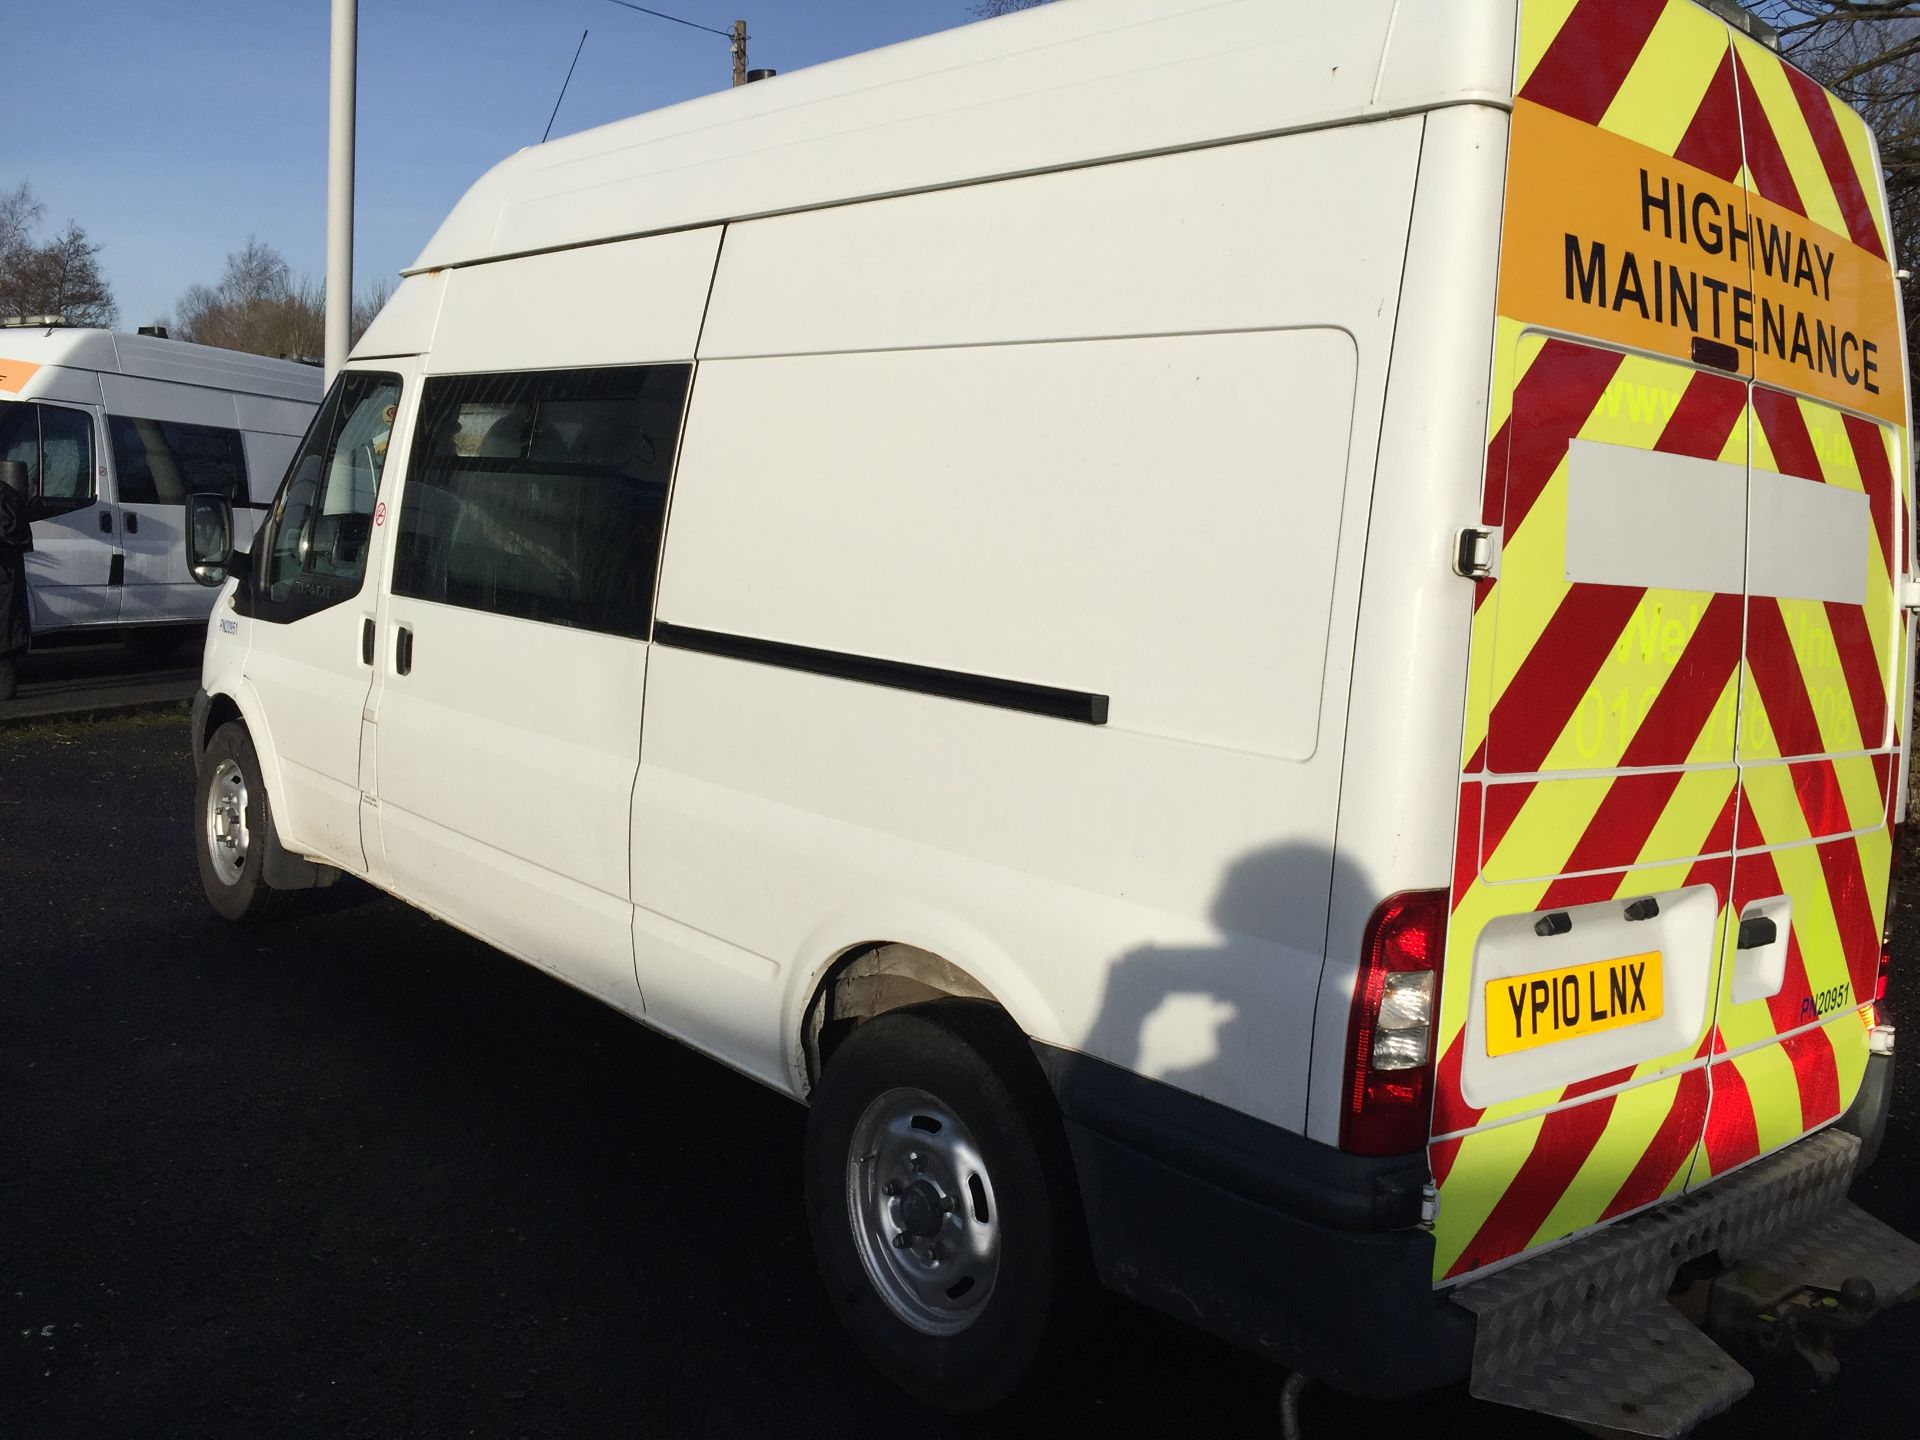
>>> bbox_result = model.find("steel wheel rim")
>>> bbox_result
[845,1085,1001,1336]
[205,758,250,887]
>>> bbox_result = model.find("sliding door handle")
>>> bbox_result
[394,625,414,676]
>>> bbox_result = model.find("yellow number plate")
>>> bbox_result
[1484,951,1664,1058]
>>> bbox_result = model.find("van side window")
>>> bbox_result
[108,416,248,505]
[392,364,691,639]
[0,401,96,512]
[249,371,402,624]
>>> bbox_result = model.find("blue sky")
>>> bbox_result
[7,2,982,328]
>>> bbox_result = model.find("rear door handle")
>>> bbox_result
[394,625,413,676]
[1737,915,1778,950]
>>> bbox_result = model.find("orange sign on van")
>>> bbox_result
[1499,98,1905,428]
[0,357,40,393]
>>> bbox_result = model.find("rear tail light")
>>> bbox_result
[1340,888,1448,1156]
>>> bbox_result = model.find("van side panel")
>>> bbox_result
[351,271,446,361]
[425,230,721,375]
[635,122,1421,1107]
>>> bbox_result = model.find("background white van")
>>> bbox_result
[0,324,320,653]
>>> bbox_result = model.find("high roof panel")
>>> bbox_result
[0,327,321,403]
[408,0,1518,273]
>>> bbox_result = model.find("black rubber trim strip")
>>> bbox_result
[1031,1042,1430,1232]
[651,621,1109,725]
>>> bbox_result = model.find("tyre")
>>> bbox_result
[804,1002,1084,1413]
[195,721,294,924]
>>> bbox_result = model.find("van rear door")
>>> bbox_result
[1429,0,1751,1283]
[1690,28,1908,1187]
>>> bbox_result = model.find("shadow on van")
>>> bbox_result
[1080,841,1358,1121]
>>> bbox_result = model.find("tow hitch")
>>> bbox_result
[1676,1201,1920,1382]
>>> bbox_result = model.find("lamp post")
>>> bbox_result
[325,0,357,384]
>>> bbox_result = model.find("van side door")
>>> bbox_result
[0,398,121,631]
[237,366,411,870]
[363,362,691,1008]
[103,406,252,626]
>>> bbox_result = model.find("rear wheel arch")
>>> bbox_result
[803,943,1006,1091]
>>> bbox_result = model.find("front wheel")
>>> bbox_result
[804,1003,1084,1413]
[195,721,293,924]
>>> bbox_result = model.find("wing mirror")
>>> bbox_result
[186,493,251,587]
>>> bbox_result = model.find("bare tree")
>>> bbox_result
[353,275,394,340]
[171,238,388,359]
[0,183,118,327]
[0,183,44,267]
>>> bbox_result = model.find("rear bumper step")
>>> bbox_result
[1453,1130,1920,1437]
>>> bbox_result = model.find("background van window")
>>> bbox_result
[108,415,248,505]
[0,401,96,510]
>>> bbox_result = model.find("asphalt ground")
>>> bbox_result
[2,713,1917,1439]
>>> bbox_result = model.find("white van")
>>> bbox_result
[182,0,1920,1429]
[0,324,320,653]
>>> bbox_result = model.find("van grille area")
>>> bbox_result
[1453,1129,1920,1437]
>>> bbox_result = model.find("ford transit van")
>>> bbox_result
[181,1,1920,1429]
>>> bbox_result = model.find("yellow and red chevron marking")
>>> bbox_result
[1694,1015,1873,1182]
[1433,338,1749,1278]
[1432,0,1909,1283]
[1516,1,1890,260]
[1742,389,1901,763]
[1433,1051,1712,1281]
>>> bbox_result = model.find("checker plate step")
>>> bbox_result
[1450,1130,1904,1437]
[1466,1301,1749,1438]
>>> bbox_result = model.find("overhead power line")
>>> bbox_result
[605,1,734,40]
